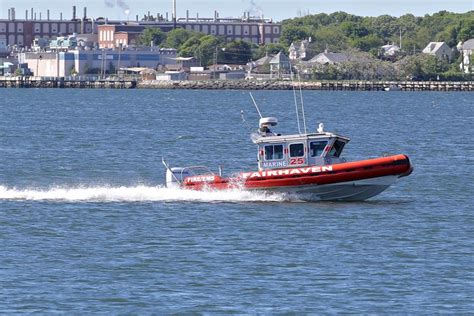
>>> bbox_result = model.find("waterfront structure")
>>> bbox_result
[18,48,177,77]
[422,42,453,61]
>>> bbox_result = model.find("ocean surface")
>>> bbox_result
[0,88,472,313]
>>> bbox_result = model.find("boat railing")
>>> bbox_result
[180,166,216,178]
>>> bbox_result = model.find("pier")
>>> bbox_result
[0,77,137,89]
[0,77,472,91]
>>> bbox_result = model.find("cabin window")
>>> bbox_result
[310,141,328,157]
[265,144,284,160]
[329,140,345,157]
[289,143,304,157]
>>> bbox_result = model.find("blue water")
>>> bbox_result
[0,89,472,313]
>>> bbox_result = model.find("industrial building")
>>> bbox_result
[18,48,177,77]
[1,2,281,49]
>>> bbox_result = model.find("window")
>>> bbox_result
[310,141,328,157]
[265,144,284,160]
[328,140,345,157]
[289,143,304,157]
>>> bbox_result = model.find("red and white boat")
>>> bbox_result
[163,115,412,201]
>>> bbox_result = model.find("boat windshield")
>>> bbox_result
[328,140,346,157]
[309,141,328,157]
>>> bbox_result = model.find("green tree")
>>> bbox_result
[197,35,223,66]
[350,34,384,52]
[164,28,195,49]
[279,25,311,46]
[222,40,253,64]
[179,34,205,58]
[138,28,167,46]
[253,43,287,59]
[457,19,474,42]
[312,26,348,52]
[398,54,449,80]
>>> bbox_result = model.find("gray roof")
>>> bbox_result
[269,51,290,64]
[309,52,350,64]
[255,54,274,66]
[462,39,474,50]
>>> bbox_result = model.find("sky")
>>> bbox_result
[1,0,472,21]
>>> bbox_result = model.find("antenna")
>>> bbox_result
[292,80,302,134]
[249,92,263,118]
[290,63,302,134]
[297,71,307,134]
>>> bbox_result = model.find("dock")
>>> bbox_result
[0,77,137,89]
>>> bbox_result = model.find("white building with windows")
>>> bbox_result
[457,39,474,74]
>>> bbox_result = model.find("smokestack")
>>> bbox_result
[34,13,37,20]
[166,12,169,21]
[214,10,217,22]
[26,10,28,20]
[7,9,10,21]
[173,0,177,23]
[39,12,42,20]
[186,10,189,22]
[84,7,87,19]
[11,8,16,20]
[72,6,76,20]
[196,12,199,21]
[47,9,50,20]
[31,8,33,20]
[60,12,63,20]
[136,15,139,22]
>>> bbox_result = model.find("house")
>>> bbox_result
[269,51,291,78]
[381,44,400,56]
[422,42,453,61]
[247,53,274,74]
[289,39,311,60]
[457,39,474,74]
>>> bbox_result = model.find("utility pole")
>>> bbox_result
[399,28,402,50]
[117,43,122,77]
[213,46,218,79]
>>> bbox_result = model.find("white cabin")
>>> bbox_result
[254,118,350,171]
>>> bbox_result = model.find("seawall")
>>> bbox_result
[1,77,473,91]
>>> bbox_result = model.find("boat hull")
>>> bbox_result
[180,154,412,201]
[252,175,398,201]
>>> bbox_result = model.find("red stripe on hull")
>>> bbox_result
[182,154,412,191]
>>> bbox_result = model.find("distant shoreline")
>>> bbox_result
[1,77,473,91]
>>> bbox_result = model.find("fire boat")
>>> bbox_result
[163,114,413,201]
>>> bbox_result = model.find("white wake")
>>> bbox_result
[0,185,291,203]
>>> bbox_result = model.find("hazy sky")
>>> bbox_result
[1,0,472,21]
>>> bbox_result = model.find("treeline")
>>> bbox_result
[280,10,473,54]
[138,10,473,80]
